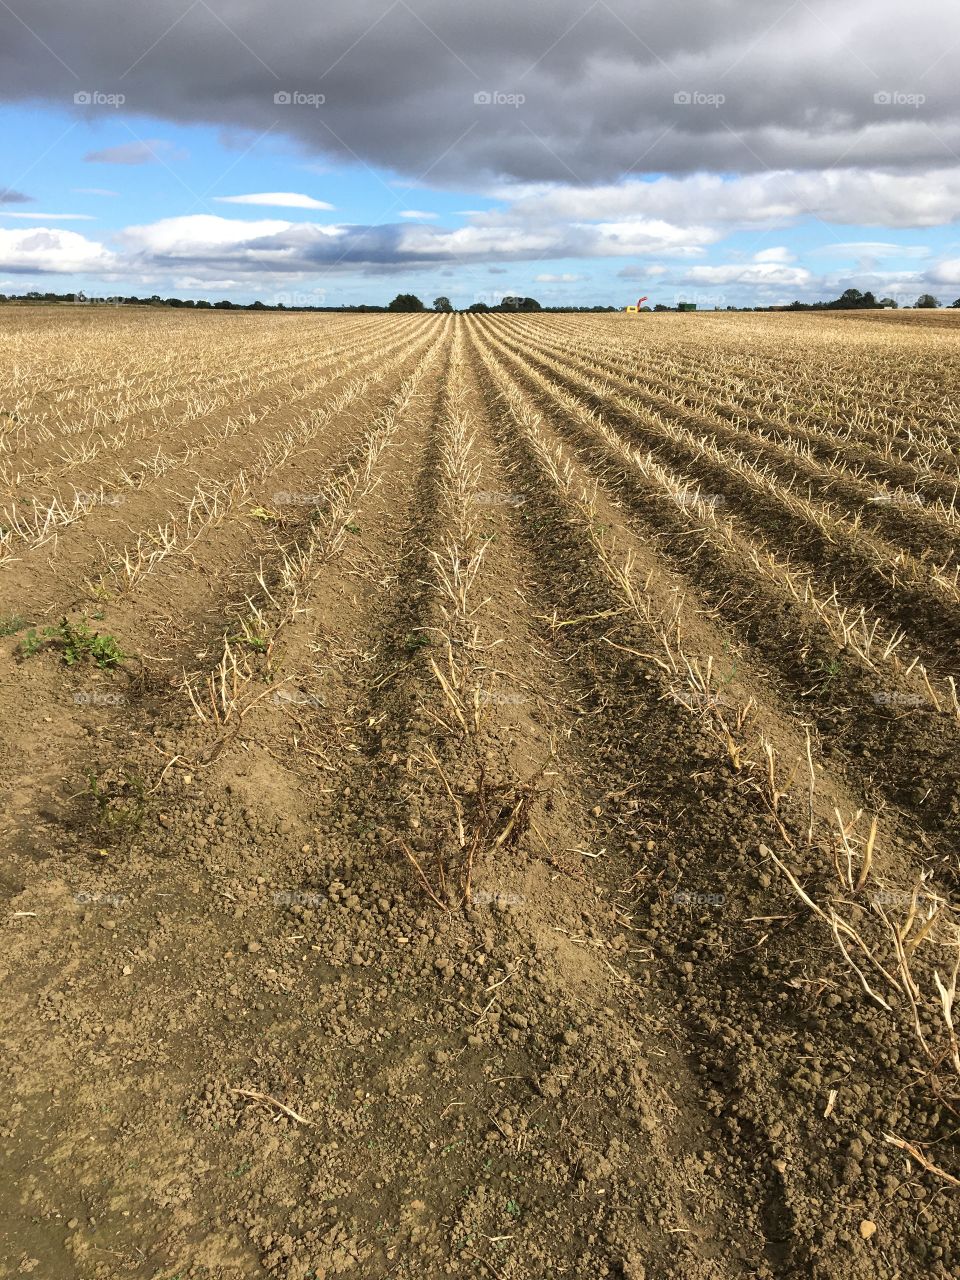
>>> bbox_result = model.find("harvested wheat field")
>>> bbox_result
[2,305,960,1280]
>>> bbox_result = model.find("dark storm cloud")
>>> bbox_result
[1,0,957,185]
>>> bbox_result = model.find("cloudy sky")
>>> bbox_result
[2,0,959,307]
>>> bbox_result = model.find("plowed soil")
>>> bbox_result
[2,306,959,1280]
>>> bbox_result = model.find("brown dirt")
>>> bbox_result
[1,307,959,1280]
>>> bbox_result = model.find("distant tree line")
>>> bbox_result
[0,290,387,311]
[392,294,555,312]
[0,289,623,314]
[3,287,958,313]
[466,296,542,312]
[779,288,956,311]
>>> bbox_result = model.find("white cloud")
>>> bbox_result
[496,169,960,231]
[681,262,813,287]
[398,210,439,219]
[6,205,957,305]
[753,247,795,263]
[810,241,932,258]
[928,260,960,285]
[107,210,720,281]
[122,214,308,256]
[574,219,716,257]
[213,192,334,210]
[170,275,252,290]
[0,227,116,273]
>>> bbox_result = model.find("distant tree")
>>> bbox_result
[497,295,541,312]
[387,293,425,312]
[951,298,960,309]
[653,303,670,311]
[879,297,898,308]
[861,290,878,308]
[433,295,453,312]
[833,288,863,309]
[916,293,940,308]
[467,301,489,313]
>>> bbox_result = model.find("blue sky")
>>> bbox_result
[2,0,959,308]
